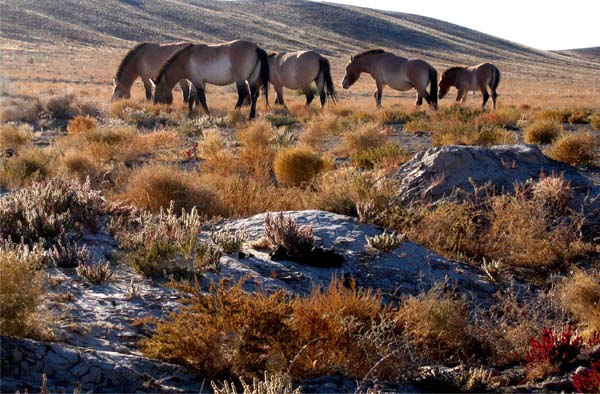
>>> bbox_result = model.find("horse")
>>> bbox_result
[111,42,193,103]
[341,49,438,110]
[268,51,337,107]
[153,40,269,119]
[438,63,501,110]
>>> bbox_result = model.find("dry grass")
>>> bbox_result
[60,150,100,182]
[340,123,387,156]
[0,123,32,151]
[119,164,220,215]
[524,120,563,144]
[473,107,521,129]
[590,114,600,130]
[0,96,42,123]
[557,270,600,339]
[546,132,598,167]
[237,120,276,182]
[67,115,97,133]
[0,146,57,189]
[274,147,325,187]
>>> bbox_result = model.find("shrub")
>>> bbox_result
[396,284,473,362]
[473,107,521,129]
[340,123,386,156]
[531,175,573,211]
[61,150,99,182]
[0,124,32,151]
[366,230,407,252]
[0,147,56,189]
[300,114,347,149]
[0,177,105,245]
[237,121,276,182]
[43,94,77,119]
[525,326,582,381]
[535,109,570,123]
[546,132,598,167]
[47,231,89,268]
[557,270,600,339]
[210,229,247,254]
[274,147,325,187]
[350,143,410,170]
[567,108,591,124]
[67,115,97,133]
[121,165,220,215]
[590,114,600,130]
[194,242,223,271]
[212,372,300,394]
[572,361,600,393]
[76,261,113,284]
[0,96,42,123]
[524,120,563,144]
[0,247,44,338]
[264,213,314,256]
[377,110,411,125]
[108,99,143,119]
[476,127,517,145]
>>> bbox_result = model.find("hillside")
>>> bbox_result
[1,0,599,77]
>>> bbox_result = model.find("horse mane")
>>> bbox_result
[115,42,149,81]
[443,66,467,76]
[155,43,194,85]
[353,49,385,60]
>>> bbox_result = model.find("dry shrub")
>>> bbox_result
[0,248,45,338]
[557,270,600,339]
[274,147,325,187]
[265,212,314,255]
[109,99,143,119]
[546,132,598,167]
[531,175,573,211]
[397,284,473,362]
[237,120,276,181]
[524,120,563,144]
[477,127,517,145]
[340,123,386,156]
[61,150,99,182]
[0,123,32,151]
[350,143,411,171]
[567,108,592,124]
[590,114,600,130]
[212,372,300,394]
[0,147,56,189]
[0,96,42,123]
[121,165,220,215]
[300,114,347,150]
[43,94,77,119]
[473,107,521,129]
[535,109,570,123]
[376,109,411,125]
[67,115,97,133]
[198,129,237,177]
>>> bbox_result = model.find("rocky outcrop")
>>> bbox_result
[391,144,599,206]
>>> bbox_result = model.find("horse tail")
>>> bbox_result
[256,47,270,107]
[319,57,337,104]
[489,66,501,91]
[428,66,438,105]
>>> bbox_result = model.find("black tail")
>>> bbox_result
[319,57,337,104]
[256,47,270,107]
[489,66,501,91]
[428,66,438,106]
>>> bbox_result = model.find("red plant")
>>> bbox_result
[572,361,600,393]
[526,326,583,374]
[182,142,198,160]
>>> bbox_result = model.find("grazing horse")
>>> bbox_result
[341,49,438,110]
[438,63,501,110]
[269,51,337,107]
[153,40,269,119]
[111,42,193,103]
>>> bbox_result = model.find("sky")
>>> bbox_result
[314,0,600,50]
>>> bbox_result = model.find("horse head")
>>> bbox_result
[153,79,173,105]
[111,78,131,101]
[341,57,360,89]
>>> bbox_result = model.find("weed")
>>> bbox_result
[557,270,600,339]
[264,213,314,256]
[366,230,407,252]
[67,115,97,133]
[572,361,600,393]
[546,132,598,167]
[524,120,562,144]
[274,147,324,187]
[525,326,582,380]
[0,124,32,151]
[76,261,113,284]
[210,229,248,254]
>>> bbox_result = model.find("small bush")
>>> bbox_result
[121,165,220,215]
[476,127,517,146]
[590,114,600,130]
[274,147,325,187]
[567,108,591,124]
[47,232,89,268]
[0,247,44,338]
[525,326,582,381]
[531,175,573,211]
[237,121,276,182]
[474,107,521,129]
[557,270,600,339]
[340,123,386,156]
[108,99,143,119]
[524,120,563,144]
[0,147,56,189]
[210,229,247,254]
[43,94,77,119]
[194,242,223,271]
[265,213,314,256]
[212,372,300,394]
[67,115,97,133]
[377,109,411,125]
[535,109,570,123]
[366,230,407,252]
[572,361,600,393]
[0,96,42,123]
[0,124,32,151]
[546,132,598,167]
[61,150,99,182]
[76,261,113,284]
[350,143,410,170]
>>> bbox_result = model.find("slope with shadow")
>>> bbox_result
[1,0,599,76]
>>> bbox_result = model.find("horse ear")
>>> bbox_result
[350,55,355,62]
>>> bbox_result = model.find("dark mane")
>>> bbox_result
[115,42,149,81]
[155,43,194,85]
[353,49,385,60]
[443,66,467,75]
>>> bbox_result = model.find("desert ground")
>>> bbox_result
[1,1,600,393]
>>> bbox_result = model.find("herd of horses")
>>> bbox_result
[111,39,501,119]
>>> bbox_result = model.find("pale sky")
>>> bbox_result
[314,1,600,50]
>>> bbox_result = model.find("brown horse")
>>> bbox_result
[153,40,269,119]
[438,63,501,110]
[341,49,438,110]
[112,42,193,102]
[269,51,337,107]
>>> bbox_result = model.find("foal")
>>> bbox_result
[438,63,501,110]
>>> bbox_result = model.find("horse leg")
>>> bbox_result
[456,89,465,103]
[142,78,153,100]
[180,80,191,104]
[375,81,383,108]
[303,87,315,106]
[249,84,259,119]
[479,83,490,110]
[415,91,423,106]
[235,81,249,109]
[274,85,285,107]
[316,73,326,107]
[194,85,210,116]
[491,89,498,111]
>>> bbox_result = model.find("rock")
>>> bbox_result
[391,144,599,207]
[203,210,498,304]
